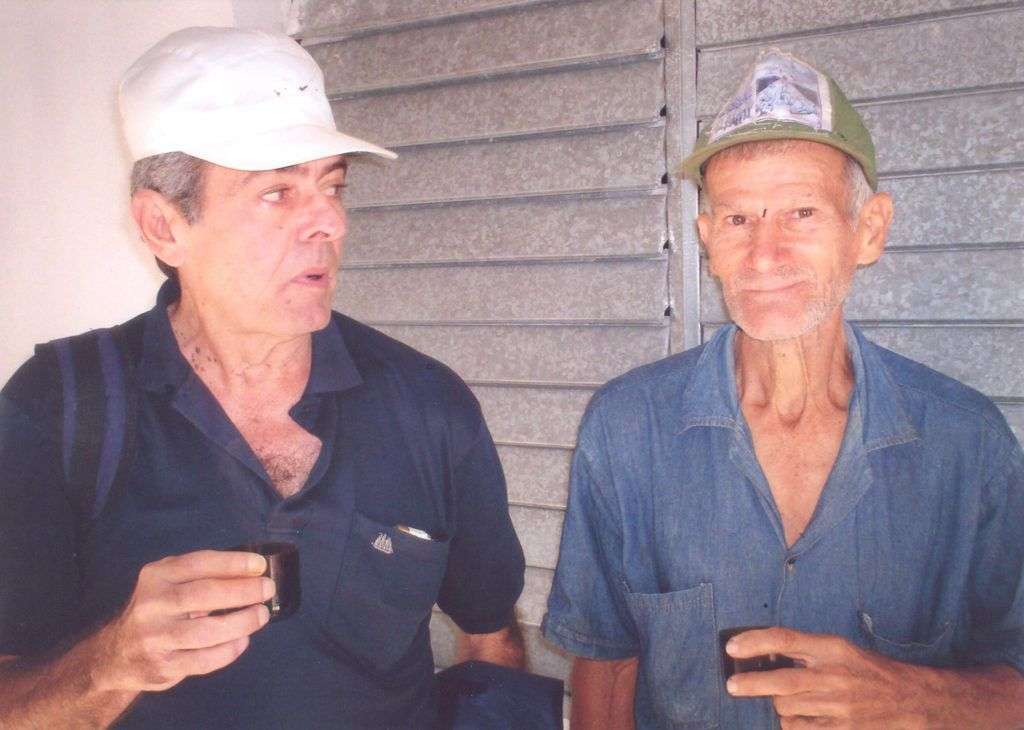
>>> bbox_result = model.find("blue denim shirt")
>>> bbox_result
[543,324,1024,729]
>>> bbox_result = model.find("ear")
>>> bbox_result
[130,189,191,269]
[696,211,712,250]
[854,191,894,267]
[697,210,724,277]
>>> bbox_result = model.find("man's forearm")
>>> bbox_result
[570,656,638,730]
[456,621,526,669]
[921,663,1024,727]
[0,632,137,729]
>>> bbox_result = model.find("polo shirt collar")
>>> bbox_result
[677,321,918,449]
[138,279,362,396]
[307,313,362,395]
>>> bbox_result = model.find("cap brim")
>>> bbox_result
[678,122,876,190]
[183,124,397,171]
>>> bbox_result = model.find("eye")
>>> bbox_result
[725,214,747,226]
[325,183,347,198]
[796,208,814,219]
[261,188,285,203]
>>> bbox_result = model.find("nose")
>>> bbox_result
[299,192,347,245]
[746,219,784,273]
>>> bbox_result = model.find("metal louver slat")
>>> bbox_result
[473,384,593,447]
[343,124,666,207]
[510,505,566,570]
[865,90,1024,174]
[885,170,1024,248]
[345,194,667,263]
[696,8,1024,114]
[299,0,567,37]
[337,259,668,322]
[331,58,665,147]
[372,323,669,383]
[309,0,662,94]
[499,445,573,508]
[696,0,998,46]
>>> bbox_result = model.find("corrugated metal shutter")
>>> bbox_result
[293,0,1023,696]
[292,0,675,684]
[694,1,1024,443]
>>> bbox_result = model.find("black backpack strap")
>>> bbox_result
[51,314,146,522]
[102,317,144,519]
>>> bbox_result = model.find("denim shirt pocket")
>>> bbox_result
[622,582,719,729]
[857,610,954,666]
[323,511,450,675]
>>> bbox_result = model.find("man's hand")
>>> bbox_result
[0,549,274,729]
[92,549,274,693]
[724,627,934,729]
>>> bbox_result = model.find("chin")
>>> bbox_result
[275,305,332,336]
[730,301,841,342]
[302,307,333,333]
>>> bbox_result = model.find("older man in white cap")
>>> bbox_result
[0,27,525,728]
[543,50,1024,728]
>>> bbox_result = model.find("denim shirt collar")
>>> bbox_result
[677,322,918,450]
[138,279,363,397]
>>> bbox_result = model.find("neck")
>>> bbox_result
[735,314,854,424]
[168,291,312,395]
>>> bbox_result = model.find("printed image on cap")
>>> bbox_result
[708,50,834,142]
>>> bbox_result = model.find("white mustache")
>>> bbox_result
[730,266,812,290]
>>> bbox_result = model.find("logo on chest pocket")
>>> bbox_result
[371,532,394,555]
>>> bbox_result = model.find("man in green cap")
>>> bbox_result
[543,50,1024,728]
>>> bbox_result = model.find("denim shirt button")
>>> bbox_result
[785,557,796,573]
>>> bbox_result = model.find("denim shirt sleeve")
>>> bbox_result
[542,399,640,659]
[963,436,1024,675]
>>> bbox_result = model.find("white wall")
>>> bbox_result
[0,0,284,383]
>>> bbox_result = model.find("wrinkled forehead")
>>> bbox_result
[702,140,851,204]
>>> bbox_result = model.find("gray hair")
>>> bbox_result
[698,140,873,223]
[130,152,207,279]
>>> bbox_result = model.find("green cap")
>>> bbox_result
[679,50,877,190]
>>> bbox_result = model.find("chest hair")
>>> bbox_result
[218,394,321,499]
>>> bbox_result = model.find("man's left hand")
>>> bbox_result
[725,626,934,729]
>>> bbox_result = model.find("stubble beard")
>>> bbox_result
[724,266,854,342]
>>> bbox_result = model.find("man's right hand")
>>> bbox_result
[91,549,274,693]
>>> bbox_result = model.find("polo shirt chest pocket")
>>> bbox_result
[323,511,450,675]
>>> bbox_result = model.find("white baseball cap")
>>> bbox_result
[118,26,396,170]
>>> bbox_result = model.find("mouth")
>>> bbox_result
[740,279,806,294]
[293,268,333,287]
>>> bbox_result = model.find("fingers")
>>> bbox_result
[171,604,271,650]
[168,636,253,679]
[147,550,267,583]
[164,576,275,615]
[726,627,847,665]
[727,667,818,697]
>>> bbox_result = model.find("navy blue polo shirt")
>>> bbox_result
[0,281,525,728]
